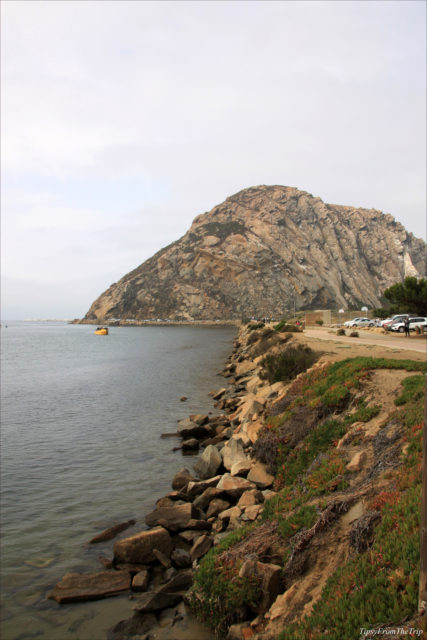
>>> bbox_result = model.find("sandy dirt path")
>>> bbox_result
[304,327,427,354]
[302,326,426,358]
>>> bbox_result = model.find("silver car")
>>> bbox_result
[348,318,374,328]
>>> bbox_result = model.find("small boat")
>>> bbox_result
[95,327,109,335]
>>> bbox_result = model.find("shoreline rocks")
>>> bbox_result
[49,323,282,640]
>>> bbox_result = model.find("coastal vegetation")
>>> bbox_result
[259,344,318,384]
[189,349,427,638]
[384,276,427,315]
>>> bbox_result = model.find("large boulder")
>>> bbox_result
[222,439,248,472]
[206,498,231,518]
[133,571,193,613]
[49,570,131,603]
[190,535,213,561]
[242,504,263,521]
[247,462,274,489]
[216,474,256,499]
[113,527,172,564]
[186,476,222,499]
[189,414,209,425]
[177,418,211,439]
[218,506,242,529]
[193,487,224,511]
[239,559,282,614]
[244,419,264,444]
[237,489,264,509]
[171,467,195,491]
[235,361,257,377]
[181,438,200,451]
[171,548,192,568]
[230,459,252,477]
[194,445,222,479]
[145,503,203,531]
[235,396,264,422]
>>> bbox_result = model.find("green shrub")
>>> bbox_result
[260,345,318,383]
[349,330,359,337]
[248,322,264,331]
[250,332,290,358]
[336,328,346,336]
[316,319,324,326]
[188,526,262,638]
[274,319,302,333]
[252,429,281,473]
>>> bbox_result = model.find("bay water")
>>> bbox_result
[0,322,236,640]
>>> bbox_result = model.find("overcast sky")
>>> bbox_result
[1,0,426,319]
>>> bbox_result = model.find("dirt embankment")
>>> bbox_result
[186,323,427,640]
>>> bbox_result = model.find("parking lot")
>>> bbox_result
[304,326,427,355]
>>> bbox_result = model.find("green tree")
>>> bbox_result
[371,307,390,319]
[383,277,427,315]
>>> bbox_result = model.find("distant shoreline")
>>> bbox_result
[73,318,240,327]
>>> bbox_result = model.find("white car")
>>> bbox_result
[344,317,363,327]
[389,317,427,333]
[346,317,374,328]
[382,314,409,329]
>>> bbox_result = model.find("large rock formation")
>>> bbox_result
[83,185,425,321]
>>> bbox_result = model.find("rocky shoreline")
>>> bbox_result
[48,323,291,639]
[47,321,427,639]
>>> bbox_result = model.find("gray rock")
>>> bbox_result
[247,462,275,489]
[171,467,195,491]
[113,527,172,564]
[186,476,222,499]
[239,559,282,614]
[171,548,192,568]
[145,503,202,532]
[190,535,213,561]
[153,548,172,569]
[230,459,252,477]
[194,445,222,479]
[221,439,248,472]
[181,438,200,451]
[206,499,231,518]
[177,530,204,544]
[216,473,256,499]
[133,571,193,613]
[132,569,150,592]
[177,418,211,439]
[193,487,224,511]
[49,570,131,603]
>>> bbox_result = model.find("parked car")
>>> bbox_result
[389,317,427,333]
[382,314,409,330]
[354,318,375,327]
[344,317,363,327]
[346,317,374,328]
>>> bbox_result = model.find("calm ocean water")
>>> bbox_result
[0,322,236,640]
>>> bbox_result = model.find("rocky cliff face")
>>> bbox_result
[83,185,426,321]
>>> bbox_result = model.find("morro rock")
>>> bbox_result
[82,185,425,321]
